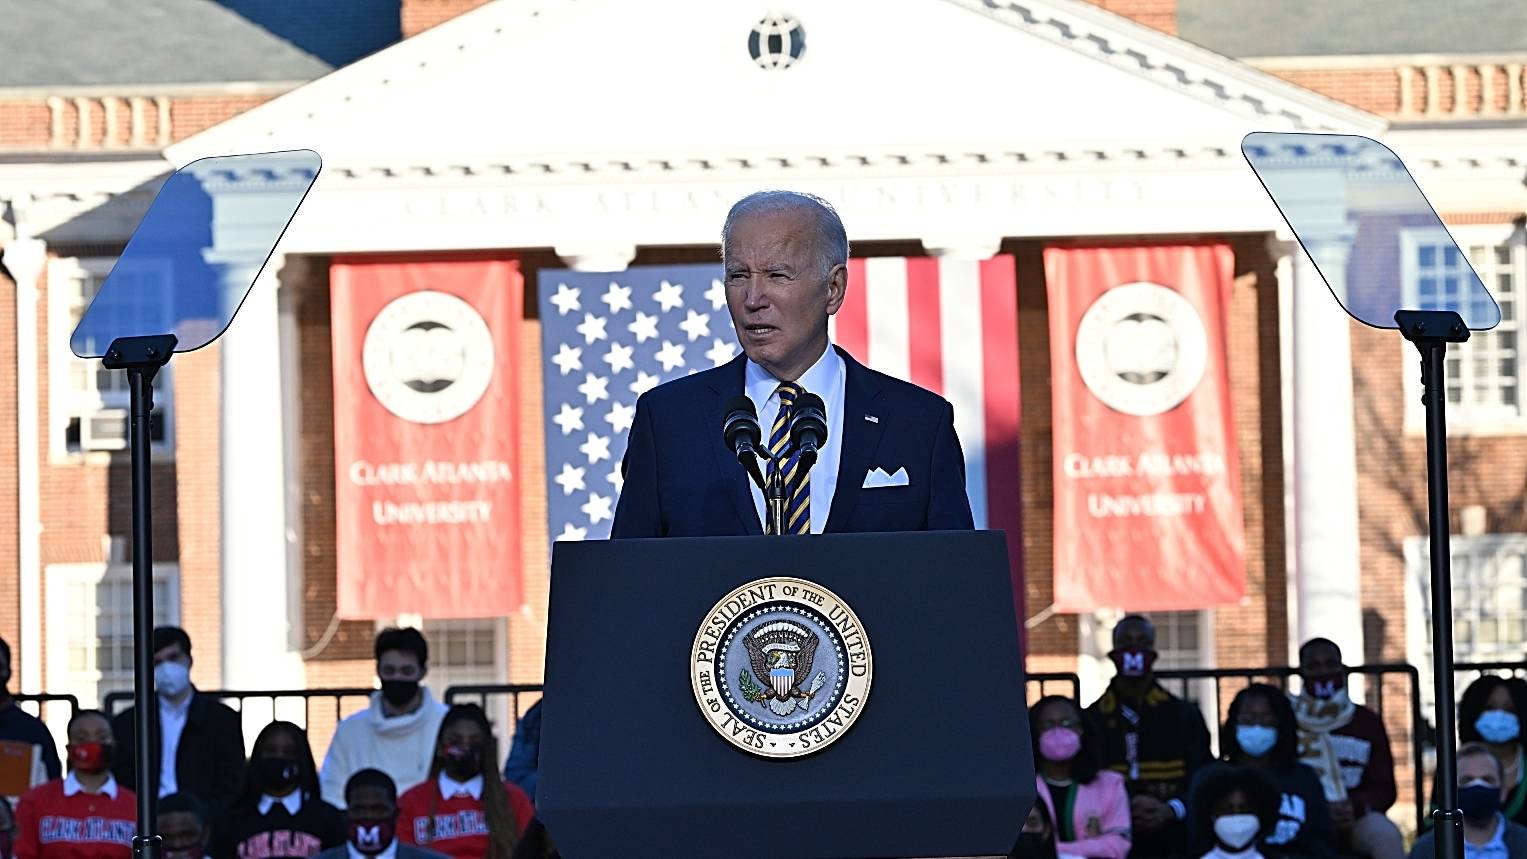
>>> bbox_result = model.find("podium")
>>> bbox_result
[537,530,1035,859]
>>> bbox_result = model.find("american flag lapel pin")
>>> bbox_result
[865,414,879,424]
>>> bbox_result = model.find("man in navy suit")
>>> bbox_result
[611,191,974,537]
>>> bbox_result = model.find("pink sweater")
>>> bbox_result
[1035,770,1132,858]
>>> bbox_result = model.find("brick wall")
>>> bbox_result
[0,270,20,678]
[173,343,223,687]
[1080,0,1177,35]
[1266,68,1402,116]
[0,93,278,151]
[401,0,491,38]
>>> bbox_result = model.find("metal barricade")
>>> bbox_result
[102,687,377,726]
[1026,671,1082,702]
[1153,663,1426,833]
[12,693,80,720]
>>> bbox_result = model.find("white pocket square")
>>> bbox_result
[862,467,909,489]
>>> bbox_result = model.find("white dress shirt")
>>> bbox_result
[63,771,119,798]
[158,692,192,797]
[744,342,845,534]
[438,772,484,800]
[257,791,303,816]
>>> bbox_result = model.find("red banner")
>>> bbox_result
[330,256,523,619]
[1045,244,1244,612]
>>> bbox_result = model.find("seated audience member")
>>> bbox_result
[398,704,534,859]
[1030,695,1130,858]
[321,629,448,807]
[0,638,60,794]
[217,721,344,858]
[1293,638,1404,859]
[112,626,245,822]
[160,792,211,859]
[0,796,14,858]
[1190,764,1281,859]
[1010,794,1059,859]
[1189,684,1334,859]
[1086,615,1212,858]
[313,769,446,859]
[500,701,540,803]
[1409,743,1527,858]
[1457,675,1527,827]
[14,709,135,858]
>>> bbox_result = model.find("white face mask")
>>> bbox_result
[1213,813,1261,850]
[154,660,191,699]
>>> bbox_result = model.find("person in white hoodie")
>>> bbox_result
[320,628,448,808]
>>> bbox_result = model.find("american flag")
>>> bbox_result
[537,259,1022,550]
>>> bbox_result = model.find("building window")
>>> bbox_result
[47,258,174,457]
[44,563,179,713]
[1406,534,1527,719]
[1402,226,1527,430]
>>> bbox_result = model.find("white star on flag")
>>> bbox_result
[603,341,635,374]
[582,493,613,524]
[577,373,609,404]
[580,432,611,464]
[607,462,624,492]
[628,311,659,343]
[654,280,685,312]
[605,401,635,433]
[602,281,633,314]
[679,309,710,341]
[551,343,582,375]
[705,278,726,311]
[556,523,588,542]
[552,403,584,435]
[575,313,607,344]
[655,340,686,372]
[706,337,738,367]
[550,283,581,315]
[630,371,661,396]
[553,462,586,495]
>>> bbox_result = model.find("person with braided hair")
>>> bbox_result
[396,705,533,859]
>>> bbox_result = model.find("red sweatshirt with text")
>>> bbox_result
[15,778,137,859]
[397,779,534,859]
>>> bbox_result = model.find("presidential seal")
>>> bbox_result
[691,577,872,759]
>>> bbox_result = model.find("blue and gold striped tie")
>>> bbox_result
[768,382,810,535]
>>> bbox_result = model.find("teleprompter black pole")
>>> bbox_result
[103,333,177,859]
[1395,309,1466,859]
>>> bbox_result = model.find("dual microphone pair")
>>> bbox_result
[722,392,828,493]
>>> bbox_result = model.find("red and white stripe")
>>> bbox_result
[830,256,1022,549]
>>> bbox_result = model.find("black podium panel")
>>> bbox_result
[537,531,1034,859]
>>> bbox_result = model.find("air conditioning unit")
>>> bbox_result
[79,409,129,451]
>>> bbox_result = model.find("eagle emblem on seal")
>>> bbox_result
[740,620,828,716]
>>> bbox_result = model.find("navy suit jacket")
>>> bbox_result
[610,346,975,537]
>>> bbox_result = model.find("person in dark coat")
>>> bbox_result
[109,627,244,824]
[216,721,343,858]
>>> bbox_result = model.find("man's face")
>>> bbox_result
[68,714,112,746]
[1298,642,1343,681]
[1113,620,1155,653]
[377,650,423,683]
[158,811,204,852]
[723,208,846,381]
[347,785,396,821]
[153,643,190,669]
[1459,752,1503,795]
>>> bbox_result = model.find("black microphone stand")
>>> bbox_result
[766,458,787,536]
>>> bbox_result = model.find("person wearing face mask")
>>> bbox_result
[321,629,448,808]
[1189,764,1280,859]
[160,792,211,859]
[314,769,447,859]
[1085,615,1212,858]
[1291,638,1403,859]
[1409,743,1527,858]
[397,705,533,859]
[1455,675,1527,828]
[0,637,61,797]
[217,722,344,858]
[110,626,245,826]
[1187,684,1334,859]
[13,709,135,858]
[1028,696,1130,858]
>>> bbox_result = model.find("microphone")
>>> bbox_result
[789,392,828,472]
[722,396,767,490]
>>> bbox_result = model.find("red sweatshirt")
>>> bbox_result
[397,776,534,859]
[15,775,137,859]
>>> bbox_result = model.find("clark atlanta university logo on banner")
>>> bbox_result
[692,578,873,759]
[362,290,497,425]
[1074,281,1209,418]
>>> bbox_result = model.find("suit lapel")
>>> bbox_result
[707,356,764,535]
[826,348,884,532]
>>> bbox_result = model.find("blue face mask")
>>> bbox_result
[1236,724,1278,758]
[1476,710,1521,744]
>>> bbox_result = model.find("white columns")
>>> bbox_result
[1280,237,1366,665]
[555,244,635,272]
[2,236,45,695]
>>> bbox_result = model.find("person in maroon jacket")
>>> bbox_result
[1293,638,1404,859]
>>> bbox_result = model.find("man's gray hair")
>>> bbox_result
[721,190,850,275]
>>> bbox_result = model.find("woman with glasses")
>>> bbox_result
[1028,695,1131,858]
